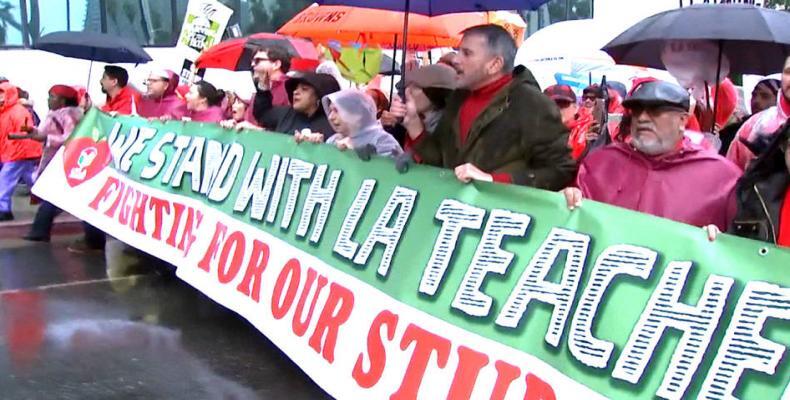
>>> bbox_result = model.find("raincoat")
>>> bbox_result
[322,90,403,157]
[185,106,225,123]
[567,107,595,160]
[36,106,84,179]
[138,71,187,119]
[101,86,142,115]
[726,94,790,170]
[577,140,742,231]
[0,83,39,163]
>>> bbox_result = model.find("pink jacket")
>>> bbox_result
[578,140,742,231]
[186,106,225,123]
[138,71,187,119]
[35,106,83,179]
[726,94,790,170]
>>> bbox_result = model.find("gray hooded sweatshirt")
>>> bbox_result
[322,89,403,158]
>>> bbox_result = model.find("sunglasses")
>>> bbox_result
[582,95,598,101]
[252,57,270,65]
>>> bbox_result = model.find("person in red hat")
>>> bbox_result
[0,81,37,221]
[544,84,594,160]
[8,85,84,241]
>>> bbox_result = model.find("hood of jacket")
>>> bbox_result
[138,70,185,118]
[322,89,379,137]
[0,82,20,113]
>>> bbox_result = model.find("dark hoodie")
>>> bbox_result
[729,123,790,245]
[252,72,340,140]
[138,70,187,119]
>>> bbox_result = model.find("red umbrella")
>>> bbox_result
[194,33,320,72]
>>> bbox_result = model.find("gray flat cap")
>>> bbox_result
[623,81,690,111]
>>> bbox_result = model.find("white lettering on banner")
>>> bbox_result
[699,282,790,400]
[171,136,205,191]
[200,140,229,195]
[353,186,418,277]
[161,135,192,184]
[207,142,244,202]
[568,245,658,369]
[282,159,315,230]
[266,157,291,223]
[120,126,157,173]
[234,152,270,220]
[612,262,733,400]
[495,228,590,347]
[140,132,175,180]
[452,209,531,317]
[297,165,342,243]
[334,179,376,260]
[110,124,136,170]
[419,199,486,296]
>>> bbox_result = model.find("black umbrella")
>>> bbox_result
[34,31,153,85]
[603,4,790,131]
[604,4,790,75]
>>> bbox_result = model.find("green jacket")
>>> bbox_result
[414,66,576,190]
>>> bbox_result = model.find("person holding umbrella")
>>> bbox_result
[727,56,790,171]
[100,65,141,115]
[562,80,742,232]
[402,24,574,189]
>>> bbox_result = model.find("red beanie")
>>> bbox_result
[49,84,79,102]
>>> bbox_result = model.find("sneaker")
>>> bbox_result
[67,238,104,254]
[0,212,14,222]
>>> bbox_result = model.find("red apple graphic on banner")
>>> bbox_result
[62,134,112,188]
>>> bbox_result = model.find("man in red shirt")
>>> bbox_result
[403,25,574,189]
[100,65,141,115]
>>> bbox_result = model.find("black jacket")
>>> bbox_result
[729,123,790,244]
[252,73,340,140]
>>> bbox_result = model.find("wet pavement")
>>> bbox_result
[0,233,331,400]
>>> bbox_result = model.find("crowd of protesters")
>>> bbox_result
[1,24,788,251]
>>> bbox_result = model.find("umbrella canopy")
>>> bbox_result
[194,33,319,72]
[33,31,152,63]
[315,0,551,16]
[278,4,496,50]
[603,4,790,76]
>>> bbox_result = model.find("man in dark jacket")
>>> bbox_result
[729,123,790,247]
[402,24,574,189]
[249,72,340,140]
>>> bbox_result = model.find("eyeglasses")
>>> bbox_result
[252,57,270,65]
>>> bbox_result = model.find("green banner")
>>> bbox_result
[35,108,790,400]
